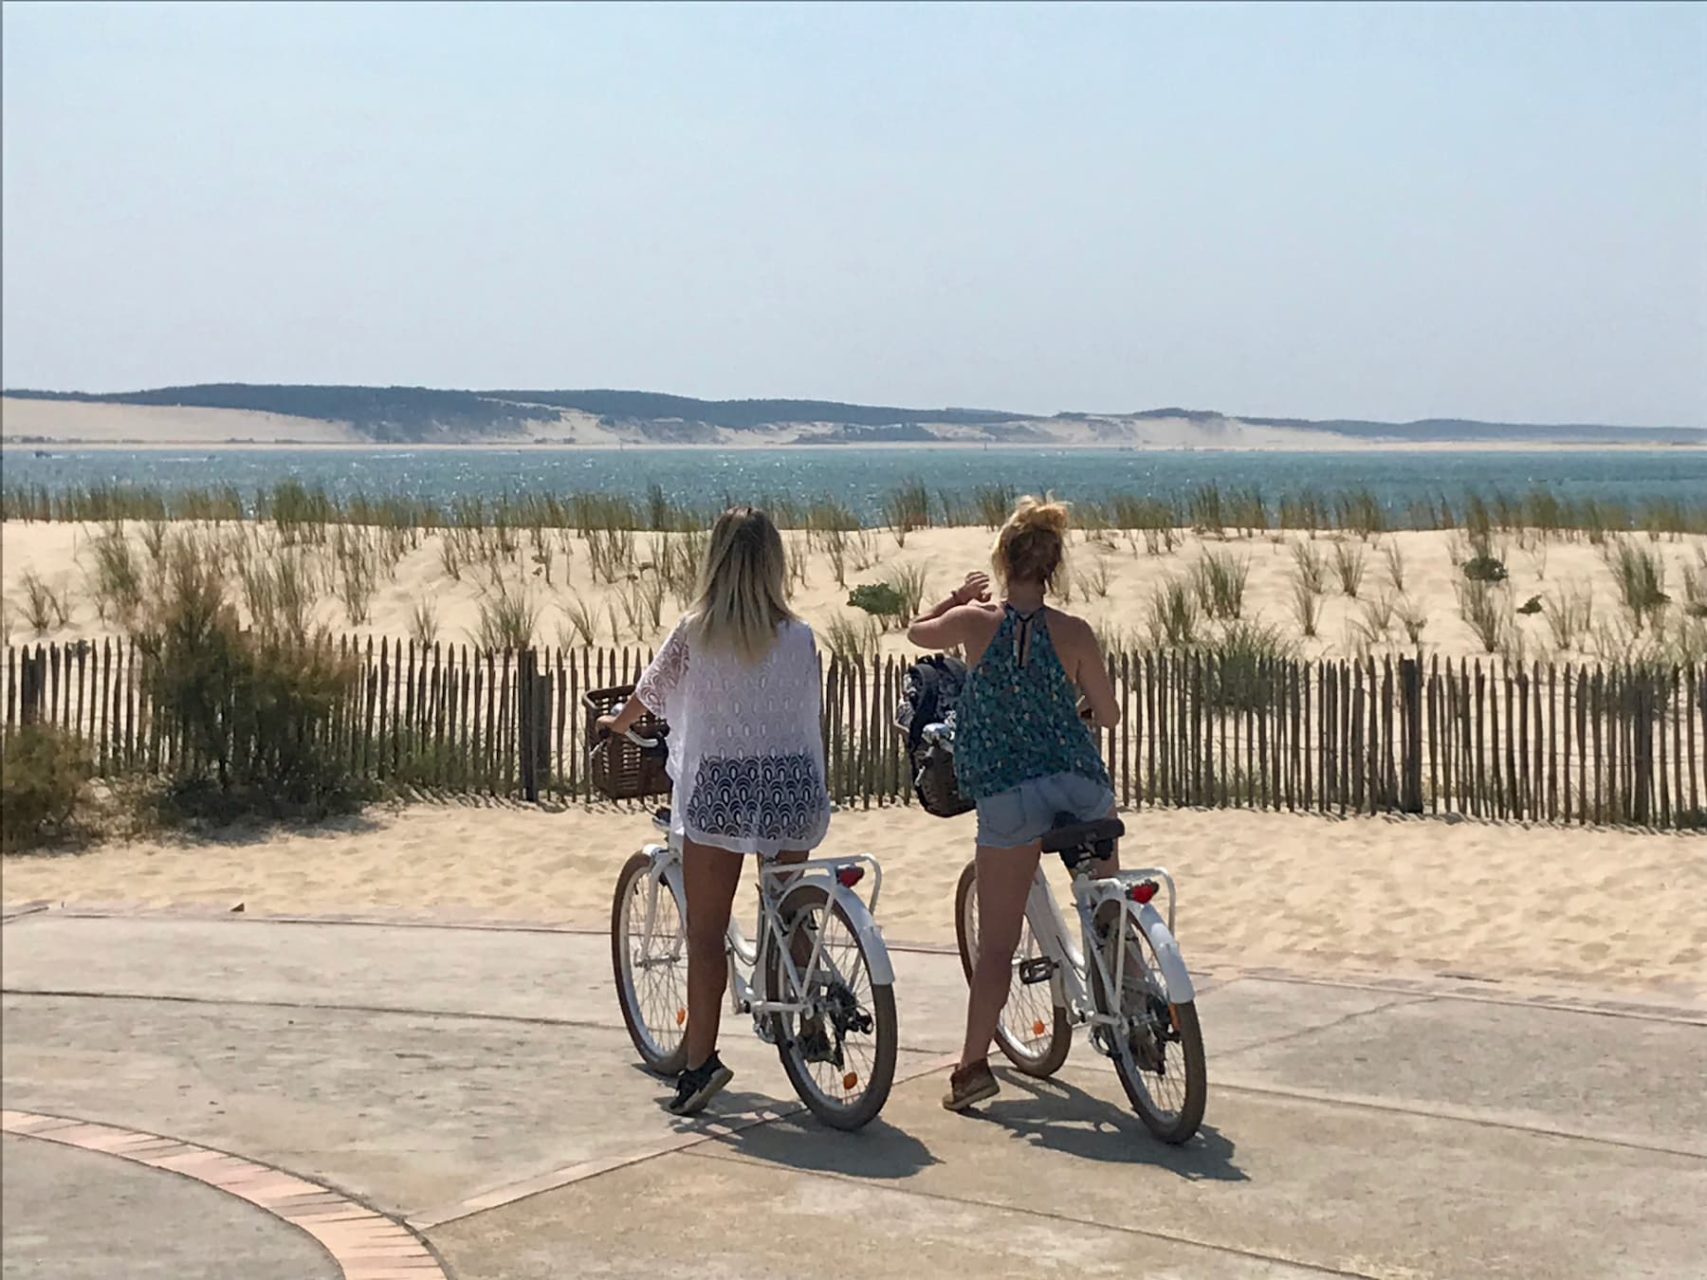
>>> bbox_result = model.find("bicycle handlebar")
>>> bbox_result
[592,723,669,756]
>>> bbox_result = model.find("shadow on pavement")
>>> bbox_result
[972,1071,1247,1182]
[695,1113,941,1182]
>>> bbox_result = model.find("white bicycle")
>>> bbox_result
[955,815,1207,1143]
[602,725,899,1131]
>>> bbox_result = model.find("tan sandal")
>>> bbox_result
[941,1059,999,1111]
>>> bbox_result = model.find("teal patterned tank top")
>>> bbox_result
[954,605,1111,800]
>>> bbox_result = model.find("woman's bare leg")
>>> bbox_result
[960,843,1042,1070]
[682,839,743,1070]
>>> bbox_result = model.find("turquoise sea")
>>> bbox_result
[3,447,1703,523]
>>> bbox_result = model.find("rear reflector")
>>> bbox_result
[836,866,865,888]
[1129,880,1158,905]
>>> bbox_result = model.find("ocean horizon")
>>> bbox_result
[4,446,1703,524]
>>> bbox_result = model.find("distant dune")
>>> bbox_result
[3,385,1701,449]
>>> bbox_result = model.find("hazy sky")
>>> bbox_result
[3,2,1703,424]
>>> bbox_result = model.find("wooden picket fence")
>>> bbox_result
[3,639,1703,829]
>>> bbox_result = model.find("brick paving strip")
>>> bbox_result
[2,1110,448,1279]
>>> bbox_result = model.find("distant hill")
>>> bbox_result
[3,384,1701,447]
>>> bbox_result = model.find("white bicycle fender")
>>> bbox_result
[1135,903,1195,1003]
[827,885,895,985]
[649,846,685,900]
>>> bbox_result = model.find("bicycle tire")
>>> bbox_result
[611,850,690,1076]
[1089,898,1206,1144]
[954,860,1072,1078]
[765,881,897,1131]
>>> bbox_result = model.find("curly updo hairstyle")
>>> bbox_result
[991,495,1071,592]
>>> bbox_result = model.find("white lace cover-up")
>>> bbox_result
[633,618,831,856]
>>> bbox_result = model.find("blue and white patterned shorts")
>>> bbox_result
[974,771,1117,850]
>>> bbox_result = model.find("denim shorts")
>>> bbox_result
[974,771,1118,850]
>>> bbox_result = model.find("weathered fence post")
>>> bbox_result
[20,646,46,727]
[518,647,539,803]
[1400,657,1423,814]
[1632,671,1654,826]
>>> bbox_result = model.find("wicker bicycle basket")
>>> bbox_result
[583,684,671,801]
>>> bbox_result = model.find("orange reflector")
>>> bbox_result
[842,1072,859,1090]
[676,1008,687,1027]
[1169,1004,1181,1031]
[1032,1019,1047,1036]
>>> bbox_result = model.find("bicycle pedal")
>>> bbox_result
[1018,957,1056,985]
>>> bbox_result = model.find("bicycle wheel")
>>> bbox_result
[1089,899,1206,1144]
[765,881,897,1131]
[955,860,1071,1077]
[611,850,689,1075]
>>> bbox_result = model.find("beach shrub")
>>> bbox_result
[882,481,932,546]
[1543,583,1594,652]
[848,582,908,627]
[1335,489,1386,540]
[1461,554,1508,583]
[1144,576,1199,649]
[1201,622,1295,713]
[1290,540,1327,595]
[884,564,929,620]
[1362,592,1397,636]
[1396,597,1428,645]
[974,484,1018,530]
[1380,541,1407,593]
[1228,486,1267,537]
[1457,580,1506,655]
[1607,540,1669,631]
[136,546,369,823]
[1,726,94,852]
[825,612,882,662]
[17,572,70,635]
[1332,542,1366,598]
[409,598,440,648]
[85,522,145,625]
[1289,578,1321,638]
[1083,555,1113,599]
[475,581,539,651]
[1188,484,1226,537]
[1192,551,1248,621]
[1278,490,1326,535]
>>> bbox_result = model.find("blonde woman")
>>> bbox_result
[599,506,832,1115]
[907,496,1120,1111]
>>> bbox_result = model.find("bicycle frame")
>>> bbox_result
[1023,862,1195,1030]
[632,821,892,1036]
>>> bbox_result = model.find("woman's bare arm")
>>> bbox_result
[1057,615,1121,728]
[906,572,992,650]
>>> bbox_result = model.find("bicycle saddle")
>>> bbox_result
[1040,814,1124,856]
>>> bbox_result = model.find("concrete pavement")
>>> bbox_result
[2,908,1703,1278]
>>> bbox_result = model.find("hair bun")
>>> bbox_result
[1010,495,1071,535]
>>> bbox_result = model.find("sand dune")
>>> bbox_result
[4,519,1703,666]
[1,398,363,445]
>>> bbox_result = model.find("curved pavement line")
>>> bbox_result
[2,1110,447,1280]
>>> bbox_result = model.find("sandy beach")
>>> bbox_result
[3,801,1701,996]
[4,516,1704,999]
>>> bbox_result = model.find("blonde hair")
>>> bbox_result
[690,506,798,662]
[992,494,1071,590]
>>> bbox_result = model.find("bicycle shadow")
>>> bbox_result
[971,1071,1247,1182]
[675,1091,941,1182]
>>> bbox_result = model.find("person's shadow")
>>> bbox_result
[972,1071,1247,1182]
